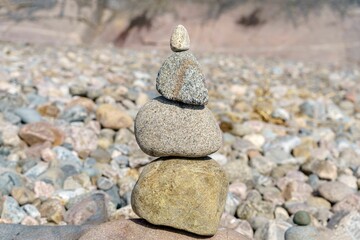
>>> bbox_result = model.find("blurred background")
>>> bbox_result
[1,2,360,238]
[1,0,360,65]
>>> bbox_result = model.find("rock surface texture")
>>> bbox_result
[79,219,249,240]
[3,20,359,240]
[131,24,229,237]
[135,96,222,157]
[131,158,228,235]
[156,52,208,105]
[170,25,190,52]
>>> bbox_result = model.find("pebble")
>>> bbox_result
[293,211,311,226]
[37,103,60,118]
[90,148,111,164]
[0,122,21,146]
[67,97,96,113]
[254,219,292,240]
[53,146,83,172]
[337,174,358,189]
[225,193,240,216]
[1,42,360,238]
[243,134,265,148]
[220,213,254,239]
[156,52,208,105]
[1,196,26,223]
[65,125,98,157]
[332,211,360,239]
[0,171,23,195]
[332,194,360,212]
[14,107,43,123]
[34,181,55,200]
[19,122,64,146]
[250,155,276,175]
[11,187,36,205]
[312,160,337,180]
[64,192,108,225]
[135,96,222,157]
[318,181,356,203]
[284,226,318,240]
[96,176,114,190]
[61,105,88,122]
[265,148,298,165]
[237,195,274,220]
[39,199,65,224]
[170,24,190,52]
[282,181,313,202]
[22,204,41,219]
[306,196,331,210]
[63,173,92,190]
[21,216,39,225]
[132,158,228,236]
[96,104,133,130]
[223,160,252,183]
[69,84,87,96]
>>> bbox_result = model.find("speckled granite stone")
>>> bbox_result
[156,52,208,105]
[170,25,190,52]
[134,96,222,157]
[131,158,228,236]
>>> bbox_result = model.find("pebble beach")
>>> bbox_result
[0,42,360,239]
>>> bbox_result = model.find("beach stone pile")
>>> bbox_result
[131,25,227,236]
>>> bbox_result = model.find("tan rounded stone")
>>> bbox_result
[96,104,133,130]
[67,97,96,112]
[170,25,190,52]
[135,97,222,157]
[19,122,64,146]
[131,158,228,236]
[11,187,36,205]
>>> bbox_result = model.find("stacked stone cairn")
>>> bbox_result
[131,25,228,236]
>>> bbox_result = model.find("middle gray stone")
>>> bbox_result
[156,51,208,105]
[134,96,222,157]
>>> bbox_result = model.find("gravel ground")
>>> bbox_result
[0,42,360,239]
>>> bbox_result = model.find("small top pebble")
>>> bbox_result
[293,210,311,226]
[170,25,190,52]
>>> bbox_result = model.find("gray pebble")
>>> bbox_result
[0,171,23,195]
[96,176,114,190]
[1,196,26,223]
[61,105,88,122]
[14,107,42,123]
[293,211,311,226]
[156,51,208,105]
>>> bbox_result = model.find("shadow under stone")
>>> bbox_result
[153,96,205,111]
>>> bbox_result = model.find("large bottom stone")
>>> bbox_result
[134,96,222,157]
[79,219,248,240]
[131,158,228,236]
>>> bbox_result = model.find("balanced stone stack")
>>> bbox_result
[131,25,227,236]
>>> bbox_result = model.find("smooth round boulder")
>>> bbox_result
[96,104,133,130]
[135,96,222,157]
[131,158,228,236]
[156,52,208,105]
[79,219,249,240]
